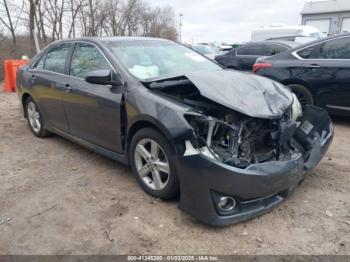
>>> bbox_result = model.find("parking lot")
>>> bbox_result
[0,90,349,255]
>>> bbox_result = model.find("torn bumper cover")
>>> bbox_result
[176,106,333,226]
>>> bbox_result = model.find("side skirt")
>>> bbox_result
[49,127,129,166]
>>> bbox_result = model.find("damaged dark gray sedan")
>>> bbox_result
[16,37,333,226]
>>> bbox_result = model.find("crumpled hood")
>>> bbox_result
[185,70,293,119]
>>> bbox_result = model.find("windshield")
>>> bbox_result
[105,40,221,80]
[193,45,217,55]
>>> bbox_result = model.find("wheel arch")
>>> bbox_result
[126,117,173,159]
[280,79,314,95]
[22,93,32,117]
[280,80,318,105]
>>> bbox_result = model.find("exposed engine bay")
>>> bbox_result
[146,76,303,169]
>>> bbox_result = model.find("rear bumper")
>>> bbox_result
[176,106,333,226]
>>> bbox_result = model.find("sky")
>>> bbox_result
[146,0,308,44]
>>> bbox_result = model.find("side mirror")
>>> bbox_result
[85,69,123,86]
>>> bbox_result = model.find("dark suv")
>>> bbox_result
[254,33,350,115]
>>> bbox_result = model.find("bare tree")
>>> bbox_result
[67,0,85,37]
[102,0,121,36]
[28,0,40,53]
[33,0,48,45]
[0,0,24,46]
[42,0,67,41]
[0,0,178,59]
[139,4,177,40]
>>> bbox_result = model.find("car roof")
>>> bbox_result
[51,36,171,45]
[265,40,300,48]
[286,32,350,52]
[248,40,300,48]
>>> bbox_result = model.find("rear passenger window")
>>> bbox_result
[266,44,287,56]
[237,44,265,56]
[44,43,71,74]
[320,37,350,59]
[70,43,111,79]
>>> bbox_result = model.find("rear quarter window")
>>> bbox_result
[35,55,45,69]
[297,44,321,59]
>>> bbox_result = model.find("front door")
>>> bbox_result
[63,42,124,153]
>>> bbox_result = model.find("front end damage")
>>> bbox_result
[178,106,332,226]
[145,71,334,226]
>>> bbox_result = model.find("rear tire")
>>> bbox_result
[129,128,179,200]
[287,84,314,108]
[25,97,50,138]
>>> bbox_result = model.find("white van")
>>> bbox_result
[251,25,325,43]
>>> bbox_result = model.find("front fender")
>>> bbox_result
[125,86,194,141]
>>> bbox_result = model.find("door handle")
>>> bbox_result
[31,74,36,82]
[63,84,72,92]
[56,83,72,92]
[306,64,321,69]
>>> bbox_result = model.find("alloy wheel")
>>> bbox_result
[27,101,41,133]
[134,138,170,191]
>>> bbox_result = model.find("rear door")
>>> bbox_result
[236,44,265,71]
[28,42,72,132]
[236,43,287,71]
[63,42,124,153]
[296,36,350,110]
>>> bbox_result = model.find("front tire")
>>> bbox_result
[25,97,49,138]
[129,128,179,200]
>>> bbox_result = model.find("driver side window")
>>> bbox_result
[70,43,111,79]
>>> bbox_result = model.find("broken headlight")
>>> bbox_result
[184,113,278,169]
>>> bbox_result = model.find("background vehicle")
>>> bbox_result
[251,25,325,42]
[196,42,234,53]
[215,40,299,71]
[192,44,220,60]
[253,33,350,115]
[267,35,320,44]
[218,45,233,53]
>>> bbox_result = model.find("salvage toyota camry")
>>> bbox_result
[16,37,333,226]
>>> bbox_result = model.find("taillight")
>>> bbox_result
[252,63,272,74]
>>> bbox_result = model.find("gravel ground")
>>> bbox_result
[0,91,349,255]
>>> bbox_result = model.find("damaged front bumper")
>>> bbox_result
[175,106,333,226]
